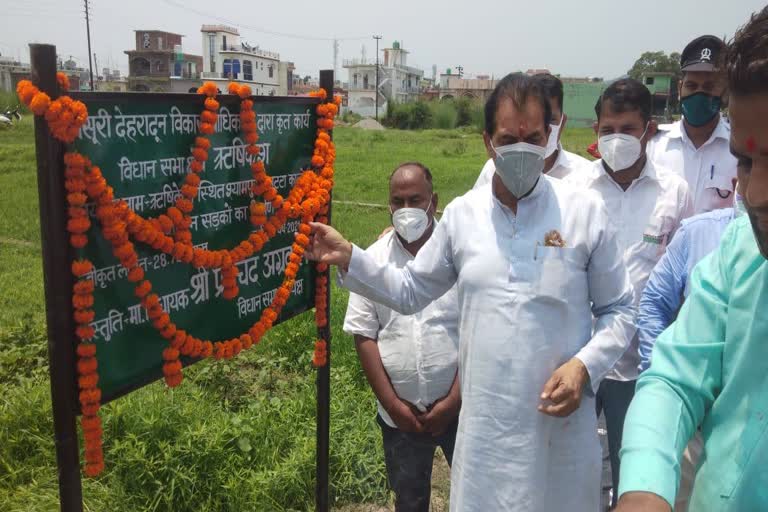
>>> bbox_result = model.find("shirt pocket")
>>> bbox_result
[704,171,735,211]
[534,247,583,298]
[639,215,673,260]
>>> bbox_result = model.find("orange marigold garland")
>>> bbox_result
[21,80,340,476]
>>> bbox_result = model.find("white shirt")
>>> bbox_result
[567,159,692,381]
[342,230,459,429]
[340,176,635,512]
[473,143,594,189]
[646,118,737,215]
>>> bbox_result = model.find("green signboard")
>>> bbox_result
[70,92,321,402]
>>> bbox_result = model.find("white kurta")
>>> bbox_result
[340,176,636,512]
[567,160,692,381]
[343,230,459,427]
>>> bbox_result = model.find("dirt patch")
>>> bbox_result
[352,118,385,130]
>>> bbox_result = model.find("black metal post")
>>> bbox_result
[30,43,84,512]
[315,69,334,512]
[84,0,94,91]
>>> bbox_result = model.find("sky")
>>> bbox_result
[2,0,766,82]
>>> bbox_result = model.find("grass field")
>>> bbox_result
[0,116,597,511]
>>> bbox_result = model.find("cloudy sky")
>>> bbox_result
[3,0,766,81]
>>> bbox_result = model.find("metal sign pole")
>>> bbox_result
[30,43,84,512]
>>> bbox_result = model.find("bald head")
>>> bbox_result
[389,162,437,214]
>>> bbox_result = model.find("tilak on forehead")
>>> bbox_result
[746,136,757,152]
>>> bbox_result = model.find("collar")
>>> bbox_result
[593,157,659,186]
[667,117,730,143]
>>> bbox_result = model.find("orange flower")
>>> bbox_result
[200,122,215,135]
[72,259,93,277]
[77,343,97,358]
[78,373,99,389]
[74,309,96,324]
[79,388,102,406]
[165,372,183,387]
[57,72,70,91]
[135,280,152,298]
[81,403,100,416]
[76,325,95,341]
[74,279,95,295]
[30,91,51,115]
[237,84,252,98]
[198,82,218,97]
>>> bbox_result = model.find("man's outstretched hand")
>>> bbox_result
[306,222,354,269]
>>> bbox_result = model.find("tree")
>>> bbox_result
[627,51,682,80]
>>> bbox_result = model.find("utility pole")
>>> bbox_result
[333,39,339,87]
[84,0,94,90]
[373,35,382,121]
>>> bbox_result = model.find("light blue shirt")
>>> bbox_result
[619,216,768,509]
[637,208,735,372]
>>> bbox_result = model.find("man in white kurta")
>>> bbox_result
[307,73,636,511]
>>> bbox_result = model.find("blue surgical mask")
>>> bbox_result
[681,92,722,127]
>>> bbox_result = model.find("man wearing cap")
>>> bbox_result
[647,35,737,215]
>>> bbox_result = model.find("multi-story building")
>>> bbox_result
[343,41,423,117]
[125,30,203,92]
[437,70,499,102]
[0,55,30,93]
[200,25,292,96]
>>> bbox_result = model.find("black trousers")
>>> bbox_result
[377,414,458,512]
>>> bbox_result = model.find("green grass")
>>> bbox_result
[0,120,596,511]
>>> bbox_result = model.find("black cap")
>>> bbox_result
[680,35,725,72]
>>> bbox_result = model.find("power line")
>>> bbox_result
[158,0,368,42]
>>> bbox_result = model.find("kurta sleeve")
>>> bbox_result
[637,225,689,373]
[343,290,380,340]
[339,207,458,315]
[618,223,733,507]
[575,200,636,393]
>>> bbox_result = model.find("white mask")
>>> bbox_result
[598,125,648,172]
[545,120,562,159]
[491,141,546,198]
[391,198,432,243]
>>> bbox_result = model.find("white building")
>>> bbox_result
[343,41,424,117]
[200,25,292,96]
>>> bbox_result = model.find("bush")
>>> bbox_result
[409,102,432,130]
[431,101,458,129]
[384,97,483,131]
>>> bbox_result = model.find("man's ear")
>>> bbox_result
[483,131,495,159]
[431,192,439,213]
[592,121,599,135]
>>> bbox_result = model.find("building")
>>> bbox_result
[343,41,424,117]
[641,72,677,121]
[200,25,292,96]
[125,30,203,92]
[562,79,606,127]
[437,70,499,102]
[0,55,30,93]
